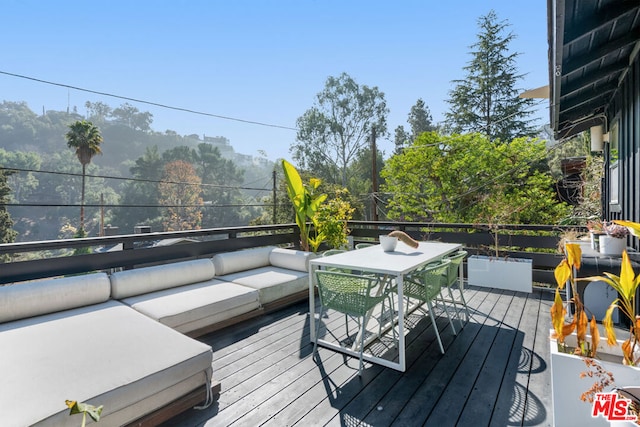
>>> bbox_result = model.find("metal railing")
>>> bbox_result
[0,221,581,285]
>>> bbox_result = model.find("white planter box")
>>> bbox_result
[550,330,640,426]
[467,255,532,293]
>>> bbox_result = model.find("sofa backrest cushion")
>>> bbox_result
[110,259,216,299]
[0,272,111,323]
[212,246,274,276]
[269,248,314,272]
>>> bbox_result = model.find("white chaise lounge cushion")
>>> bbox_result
[269,248,314,272]
[212,246,274,276]
[0,272,110,323]
[217,267,308,305]
[110,258,216,299]
[121,280,260,334]
[0,300,213,427]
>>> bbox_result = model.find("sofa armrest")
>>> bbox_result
[269,248,316,272]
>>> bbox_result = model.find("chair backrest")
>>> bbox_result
[355,243,374,250]
[444,250,468,287]
[323,249,346,257]
[413,259,451,300]
[315,270,383,316]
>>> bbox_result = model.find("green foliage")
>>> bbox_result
[381,132,571,225]
[292,72,389,186]
[282,160,327,252]
[0,170,17,259]
[445,10,537,141]
[316,187,356,249]
[66,400,102,426]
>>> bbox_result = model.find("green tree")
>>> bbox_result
[393,125,411,155]
[0,170,18,257]
[394,98,436,154]
[111,146,164,232]
[111,103,153,132]
[381,132,570,224]
[445,10,537,141]
[65,120,103,232]
[408,98,436,138]
[292,72,389,187]
[85,101,112,124]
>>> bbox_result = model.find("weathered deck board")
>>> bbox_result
[161,286,553,427]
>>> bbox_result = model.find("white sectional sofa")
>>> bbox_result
[110,258,261,335]
[0,246,315,426]
[0,273,214,427]
[212,246,315,309]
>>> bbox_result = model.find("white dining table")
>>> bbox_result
[309,240,462,372]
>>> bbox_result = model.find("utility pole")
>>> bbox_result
[371,127,379,221]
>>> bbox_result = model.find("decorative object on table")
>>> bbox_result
[599,221,628,256]
[550,237,640,426]
[379,235,398,252]
[387,230,419,248]
[586,219,605,251]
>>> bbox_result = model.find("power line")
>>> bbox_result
[0,166,274,193]
[0,70,298,131]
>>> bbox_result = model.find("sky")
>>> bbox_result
[1,0,550,162]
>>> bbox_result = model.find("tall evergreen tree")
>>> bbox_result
[445,10,537,141]
[0,170,18,255]
[408,98,435,138]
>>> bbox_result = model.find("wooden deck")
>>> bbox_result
[162,286,554,427]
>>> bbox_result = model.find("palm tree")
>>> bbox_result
[65,120,103,232]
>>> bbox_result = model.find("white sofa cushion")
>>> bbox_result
[217,266,309,305]
[110,259,216,299]
[269,248,314,272]
[121,279,260,334]
[0,300,212,426]
[212,246,274,276]
[0,272,110,323]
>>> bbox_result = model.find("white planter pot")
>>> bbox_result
[467,255,532,293]
[550,330,640,426]
[599,235,626,256]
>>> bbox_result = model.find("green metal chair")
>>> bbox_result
[314,270,392,375]
[440,250,470,326]
[403,259,455,354]
[321,249,350,273]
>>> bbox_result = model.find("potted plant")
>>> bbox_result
[549,224,640,426]
[586,219,605,251]
[467,222,532,293]
[281,160,327,252]
[599,221,629,256]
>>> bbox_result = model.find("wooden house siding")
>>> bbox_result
[606,51,640,252]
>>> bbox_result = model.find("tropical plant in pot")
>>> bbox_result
[281,160,327,252]
[550,222,640,425]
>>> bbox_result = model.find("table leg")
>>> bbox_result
[309,264,316,343]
